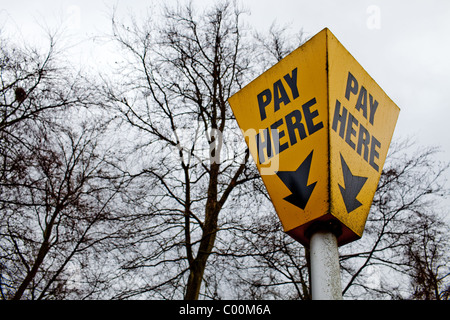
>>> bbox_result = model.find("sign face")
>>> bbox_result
[228,28,399,246]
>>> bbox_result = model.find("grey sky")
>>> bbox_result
[1,0,449,188]
[246,0,450,157]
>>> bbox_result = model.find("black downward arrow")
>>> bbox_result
[339,154,367,213]
[276,151,316,210]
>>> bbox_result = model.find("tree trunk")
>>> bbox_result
[184,162,220,300]
[12,243,50,300]
[185,259,207,300]
[184,212,219,299]
[12,206,60,300]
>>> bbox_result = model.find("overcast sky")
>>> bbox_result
[1,0,449,192]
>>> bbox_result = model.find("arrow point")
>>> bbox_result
[277,151,316,210]
[284,181,316,209]
[339,184,363,213]
[339,154,367,213]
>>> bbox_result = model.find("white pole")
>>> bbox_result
[309,230,343,300]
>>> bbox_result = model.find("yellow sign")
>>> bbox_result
[228,28,399,246]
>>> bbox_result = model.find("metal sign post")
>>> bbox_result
[310,231,343,299]
[307,220,343,300]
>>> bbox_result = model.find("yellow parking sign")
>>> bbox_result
[228,28,399,246]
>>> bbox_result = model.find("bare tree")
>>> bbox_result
[0,107,138,299]
[0,31,89,133]
[103,1,262,300]
[406,221,450,300]
[0,30,134,300]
